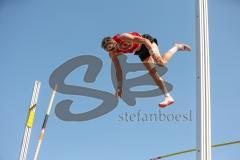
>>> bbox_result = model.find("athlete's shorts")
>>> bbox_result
[134,34,158,61]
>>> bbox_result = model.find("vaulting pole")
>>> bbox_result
[33,84,58,160]
[19,81,41,160]
[196,0,212,160]
[149,140,240,160]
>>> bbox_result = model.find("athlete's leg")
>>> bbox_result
[142,56,174,108]
[150,43,192,66]
[142,56,168,94]
[149,43,166,66]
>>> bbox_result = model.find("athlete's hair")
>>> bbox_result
[101,36,112,49]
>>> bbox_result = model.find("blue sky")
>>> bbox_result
[0,0,239,160]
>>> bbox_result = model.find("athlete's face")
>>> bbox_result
[104,40,117,52]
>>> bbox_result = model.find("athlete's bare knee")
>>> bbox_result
[156,60,166,67]
[161,58,167,65]
[151,54,167,66]
[162,58,168,65]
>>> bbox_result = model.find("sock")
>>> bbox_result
[164,93,172,98]
[168,45,178,54]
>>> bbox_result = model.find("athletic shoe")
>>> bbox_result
[159,97,175,108]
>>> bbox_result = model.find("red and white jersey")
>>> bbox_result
[112,32,141,54]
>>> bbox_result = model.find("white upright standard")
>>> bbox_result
[196,0,212,160]
[19,81,41,160]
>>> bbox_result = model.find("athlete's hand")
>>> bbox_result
[115,87,122,98]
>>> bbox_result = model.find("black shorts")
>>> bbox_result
[134,34,158,61]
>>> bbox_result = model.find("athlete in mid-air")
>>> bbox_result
[101,32,191,108]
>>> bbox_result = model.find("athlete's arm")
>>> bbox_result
[109,53,123,97]
[118,33,153,51]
